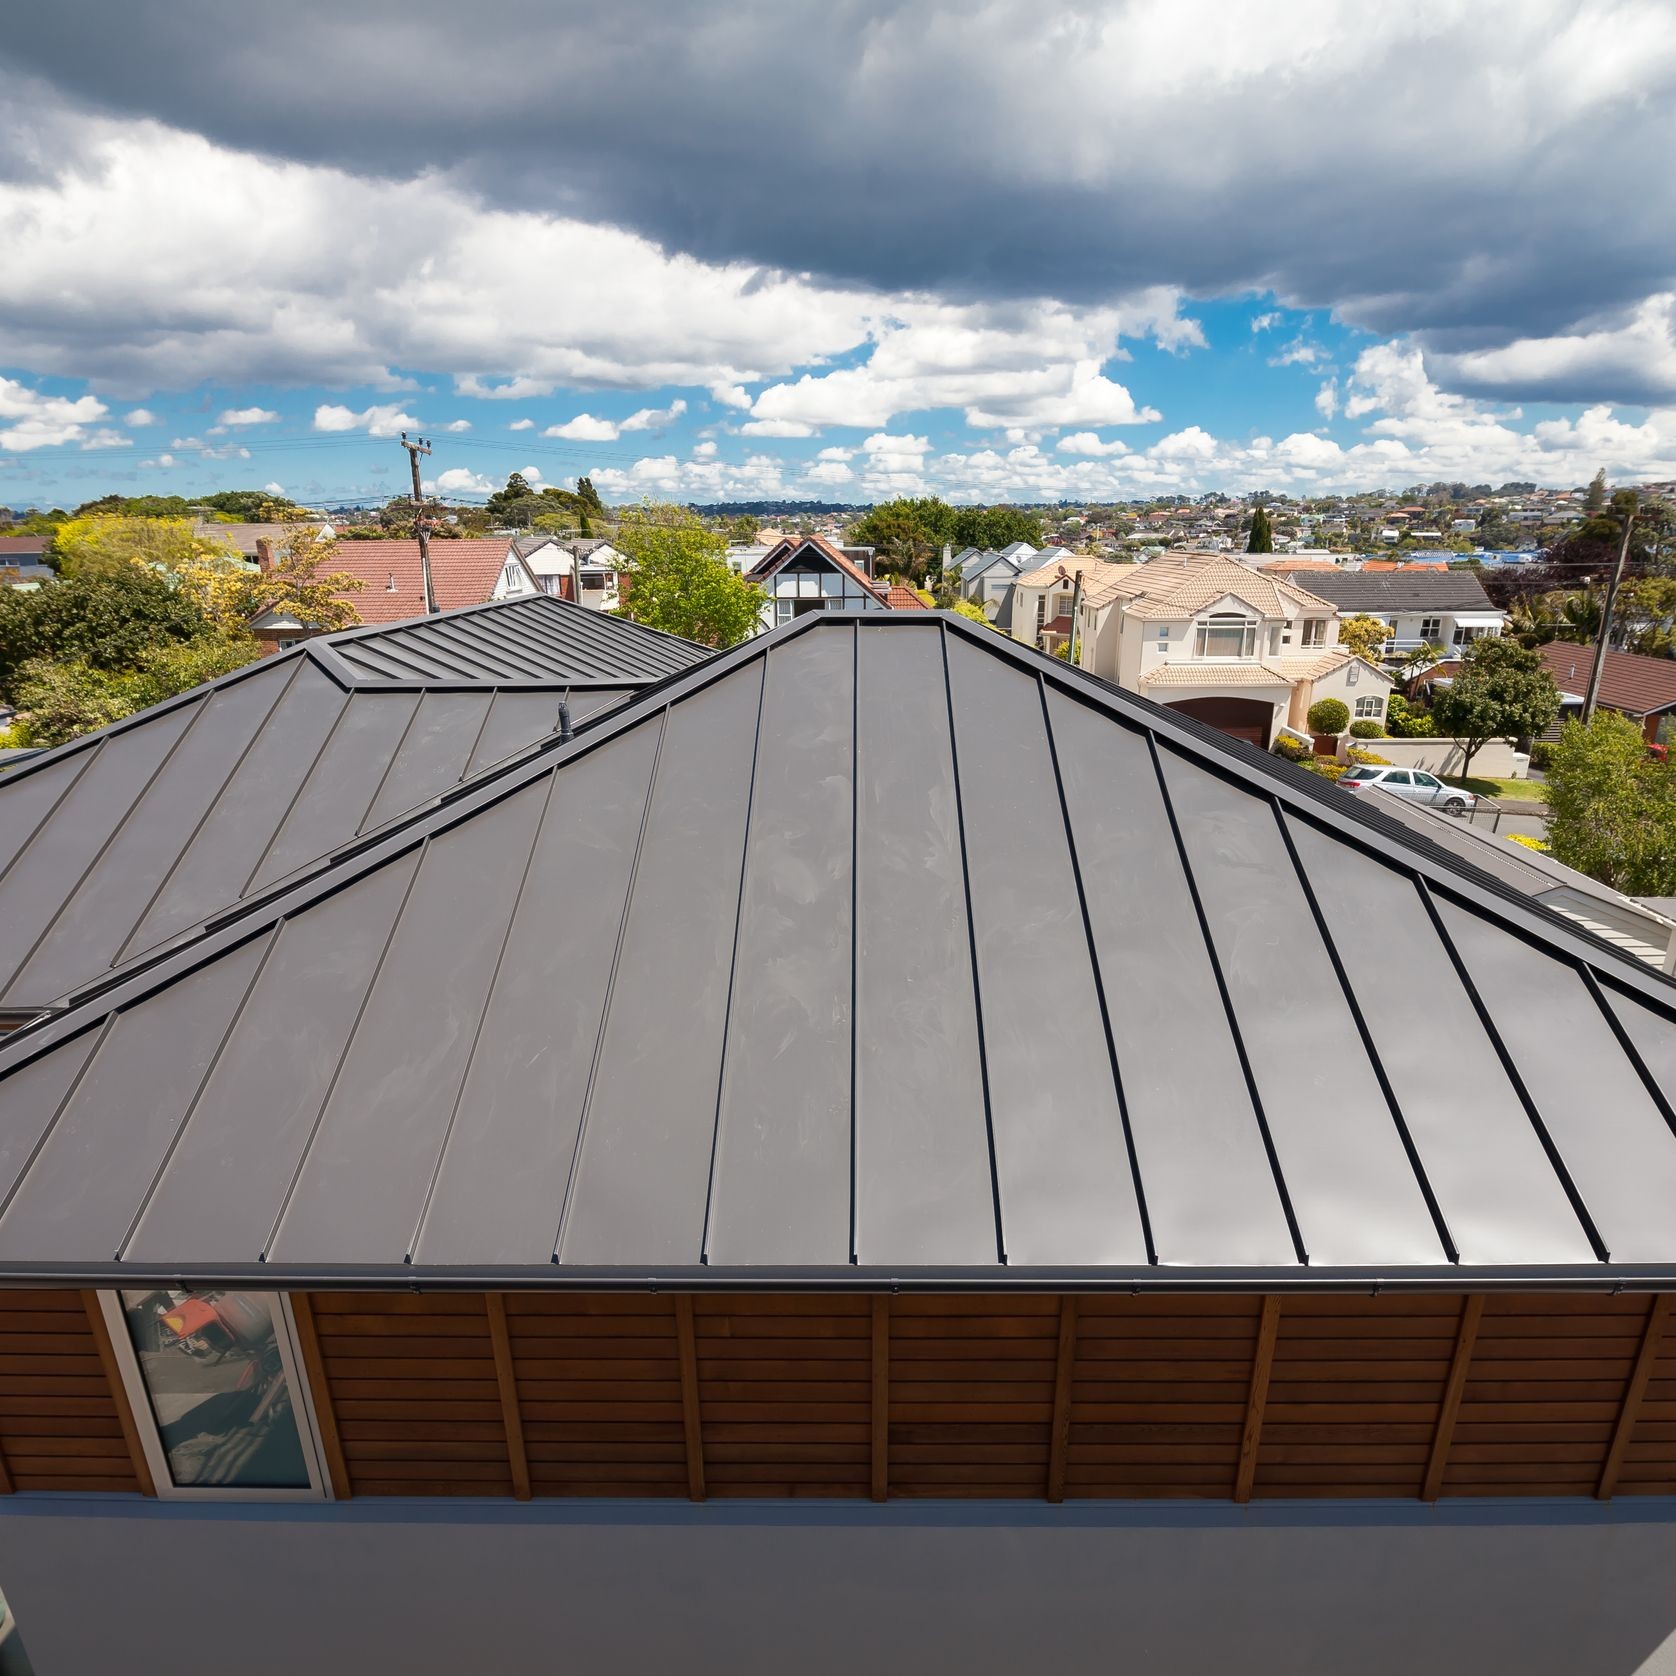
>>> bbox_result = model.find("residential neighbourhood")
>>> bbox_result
[5,7,1676,1673]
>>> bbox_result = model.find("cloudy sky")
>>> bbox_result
[2,0,1676,507]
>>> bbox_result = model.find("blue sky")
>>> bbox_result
[1,1,1674,508]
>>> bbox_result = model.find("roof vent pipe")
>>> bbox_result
[558,701,574,744]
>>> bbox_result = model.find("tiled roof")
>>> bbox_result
[1540,641,1676,715]
[885,584,930,610]
[748,535,889,603]
[326,539,530,623]
[1020,553,1336,620]
[193,521,333,556]
[1280,569,1498,612]
[1266,648,1393,684]
[0,536,49,556]
[1142,662,1293,688]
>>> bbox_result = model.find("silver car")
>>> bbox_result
[1338,764,1477,814]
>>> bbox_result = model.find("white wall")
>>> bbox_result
[4,1497,1676,1676]
[1343,735,1530,778]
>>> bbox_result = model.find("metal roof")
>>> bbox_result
[1272,568,1499,613]
[0,611,1675,1289]
[0,595,706,1012]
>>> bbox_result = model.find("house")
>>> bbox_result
[1012,551,1393,746]
[0,563,53,591]
[0,535,51,566]
[1268,566,1505,659]
[248,538,542,650]
[512,535,629,610]
[1538,641,1676,747]
[0,594,710,1025]
[951,543,1059,618]
[883,583,929,610]
[193,520,335,559]
[745,534,889,631]
[1,612,1676,1671]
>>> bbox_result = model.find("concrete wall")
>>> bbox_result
[1342,734,1530,778]
[4,1497,1676,1676]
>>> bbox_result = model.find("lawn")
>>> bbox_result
[1444,774,1548,802]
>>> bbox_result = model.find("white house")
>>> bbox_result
[746,535,889,632]
[514,536,628,611]
[1267,567,1506,659]
[1010,551,1393,747]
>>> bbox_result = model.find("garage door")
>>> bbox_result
[1163,696,1274,747]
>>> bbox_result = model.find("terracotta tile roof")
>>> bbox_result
[0,536,49,555]
[1019,552,1334,621]
[1260,557,1339,572]
[884,584,929,610]
[1539,641,1676,716]
[1265,648,1393,685]
[325,539,527,625]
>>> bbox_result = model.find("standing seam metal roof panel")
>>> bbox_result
[0,614,1672,1285]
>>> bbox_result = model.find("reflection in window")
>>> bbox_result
[119,1291,310,1490]
[1195,613,1257,658]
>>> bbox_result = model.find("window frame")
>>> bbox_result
[1194,612,1257,659]
[99,1291,333,1503]
[1354,695,1383,718]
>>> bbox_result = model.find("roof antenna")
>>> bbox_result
[558,700,575,744]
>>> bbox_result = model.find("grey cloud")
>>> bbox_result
[3,1,1676,401]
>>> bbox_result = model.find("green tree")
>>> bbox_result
[1246,506,1274,554]
[1306,697,1349,735]
[1336,614,1391,662]
[1546,711,1676,892]
[612,504,762,647]
[1585,468,1608,514]
[949,505,1043,551]
[50,514,237,579]
[1428,636,1560,778]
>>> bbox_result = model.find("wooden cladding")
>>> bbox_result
[4,1287,1676,1503]
[0,1290,143,1494]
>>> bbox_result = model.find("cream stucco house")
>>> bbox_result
[1010,551,1393,746]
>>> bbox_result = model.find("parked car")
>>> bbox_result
[1338,765,1477,813]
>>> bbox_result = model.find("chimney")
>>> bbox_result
[254,537,275,572]
[942,543,952,567]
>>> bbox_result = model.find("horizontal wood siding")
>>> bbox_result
[503,1294,687,1498]
[1620,1297,1676,1495]
[0,1289,140,1493]
[1254,1294,1458,1500]
[694,1295,871,1498]
[889,1295,1058,1499]
[309,1292,513,1496]
[1065,1294,1260,1498]
[1443,1293,1648,1497]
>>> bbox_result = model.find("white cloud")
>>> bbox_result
[508,417,534,430]
[263,480,285,494]
[518,467,543,483]
[740,418,816,437]
[1315,379,1340,419]
[1056,431,1130,457]
[427,466,495,495]
[124,407,157,426]
[443,418,472,431]
[313,402,420,437]
[217,406,279,426]
[710,383,753,410]
[804,460,854,485]
[0,377,113,451]
[1269,339,1326,368]
[691,439,718,460]
[545,413,621,441]
[816,446,854,461]
[1250,313,1281,333]
[619,398,688,432]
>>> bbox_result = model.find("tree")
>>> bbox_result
[1306,697,1349,735]
[1428,636,1560,778]
[949,505,1042,551]
[612,503,762,647]
[193,526,365,637]
[1546,711,1676,893]
[50,514,238,579]
[1246,506,1274,554]
[1585,468,1608,514]
[1336,614,1390,662]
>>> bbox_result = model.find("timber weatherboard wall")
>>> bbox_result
[7,1288,1676,1504]
[0,594,707,1012]
[1,615,1676,1283]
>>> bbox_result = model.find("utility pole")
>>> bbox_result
[1067,569,1084,666]
[1582,496,1637,725]
[399,432,437,615]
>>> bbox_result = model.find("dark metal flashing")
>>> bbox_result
[2,611,1676,1287]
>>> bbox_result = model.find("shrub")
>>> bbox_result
[1506,832,1550,853]
[1305,758,1349,781]
[1348,719,1386,738]
[1271,736,1313,762]
[1527,740,1553,771]
[1384,693,1437,737]
[1307,697,1350,735]
[1345,746,1393,766]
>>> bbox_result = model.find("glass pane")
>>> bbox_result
[119,1291,310,1489]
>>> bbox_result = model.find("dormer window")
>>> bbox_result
[1195,612,1257,658]
[1299,619,1327,647]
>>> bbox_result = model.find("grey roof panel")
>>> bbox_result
[121,659,350,965]
[1436,898,1676,1264]
[1046,693,1294,1265]
[0,703,196,1006]
[123,853,422,1264]
[944,637,1145,1267]
[0,614,1674,1286]
[413,720,663,1267]
[558,662,765,1266]
[706,626,855,1267]
[360,691,495,832]
[466,691,563,776]
[269,782,550,1264]
[853,623,995,1265]
[1278,570,1497,612]
[0,940,268,1263]
[1159,758,1443,1266]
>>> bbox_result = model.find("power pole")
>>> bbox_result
[399,432,436,615]
[1067,569,1084,666]
[1582,497,1637,725]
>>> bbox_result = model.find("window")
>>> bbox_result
[1384,770,1412,786]
[1419,616,1442,641]
[1355,695,1383,718]
[775,600,796,627]
[1346,661,1359,686]
[1194,613,1257,658]
[1267,625,1281,656]
[1051,591,1074,618]
[1035,595,1047,631]
[1299,619,1327,647]
[103,1292,328,1499]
